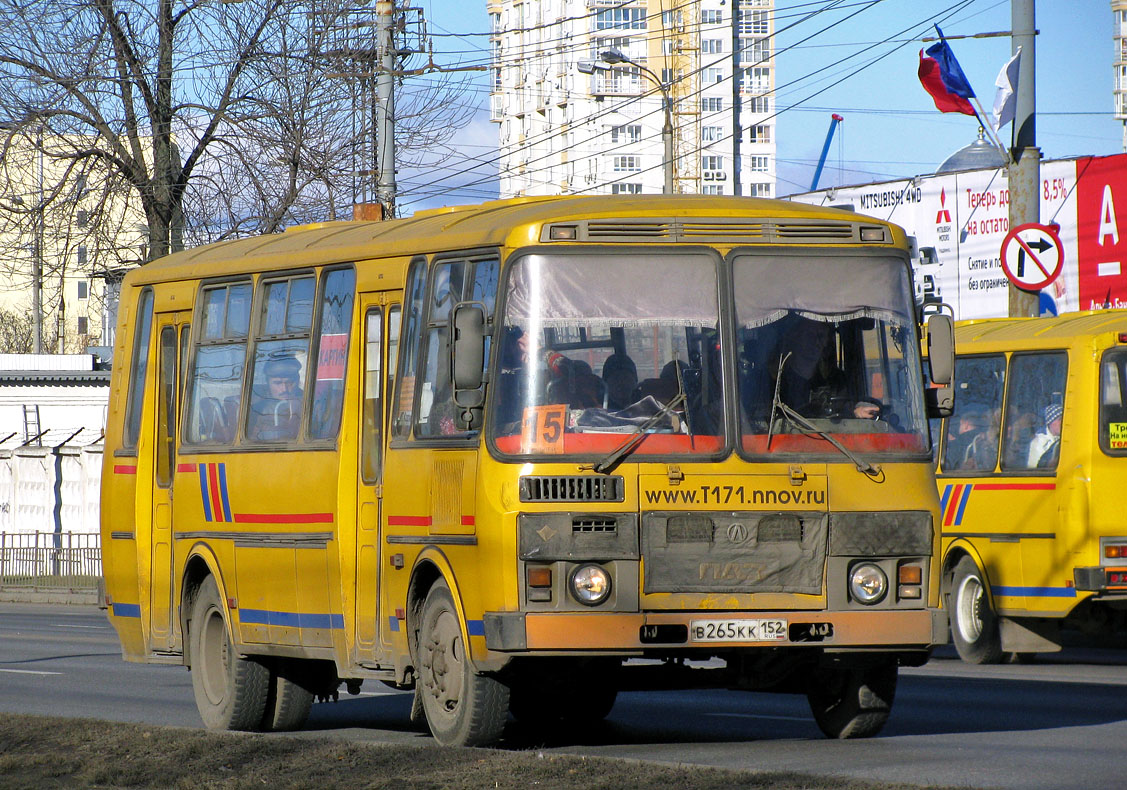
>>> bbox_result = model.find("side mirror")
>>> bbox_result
[925,314,955,418]
[450,301,488,430]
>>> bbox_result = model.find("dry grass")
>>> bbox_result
[0,713,975,790]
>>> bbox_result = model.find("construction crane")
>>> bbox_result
[810,113,844,191]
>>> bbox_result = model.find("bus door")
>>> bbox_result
[150,312,189,652]
[355,297,399,660]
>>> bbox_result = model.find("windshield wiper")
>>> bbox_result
[586,391,687,474]
[766,351,881,478]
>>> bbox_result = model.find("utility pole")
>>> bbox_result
[730,5,742,196]
[375,0,397,216]
[1007,0,1039,317]
[33,122,43,354]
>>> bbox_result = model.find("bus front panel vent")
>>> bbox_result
[519,475,624,503]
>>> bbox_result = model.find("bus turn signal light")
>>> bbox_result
[527,567,552,587]
[1104,544,1127,559]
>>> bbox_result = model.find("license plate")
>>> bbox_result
[689,618,787,643]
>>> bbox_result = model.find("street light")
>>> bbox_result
[578,48,674,194]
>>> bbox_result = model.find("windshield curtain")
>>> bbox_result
[490,252,723,458]
[733,252,928,458]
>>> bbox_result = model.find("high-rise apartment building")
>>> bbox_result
[1114,0,1127,150]
[489,0,776,197]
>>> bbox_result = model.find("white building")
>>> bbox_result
[1114,0,1127,149]
[489,0,776,197]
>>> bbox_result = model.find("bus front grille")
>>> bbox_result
[519,475,624,503]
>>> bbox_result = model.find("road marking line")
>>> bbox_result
[0,668,63,676]
[707,712,809,722]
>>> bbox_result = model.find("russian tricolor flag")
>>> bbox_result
[918,25,976,116]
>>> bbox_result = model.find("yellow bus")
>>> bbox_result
[935,311,1127,663]
[101,195,954,745]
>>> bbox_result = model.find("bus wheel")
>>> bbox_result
[416,581,509,746]
[260,661,314,731]
[806,661,897,739]
[950,556,1003,664]
[189,576,269,730]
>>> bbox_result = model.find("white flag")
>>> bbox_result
[992,47,1022,131]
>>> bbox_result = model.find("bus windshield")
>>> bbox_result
[734,252,928,458]
[491,251,723,458]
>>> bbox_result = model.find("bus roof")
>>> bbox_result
[125,194,904,286]
[954,309,1127,349]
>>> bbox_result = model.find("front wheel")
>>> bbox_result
[949,556,1003,664]
[416,581,509,746]
[807,662,897,739]
[188,576,269,730]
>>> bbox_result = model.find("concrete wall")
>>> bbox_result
[0,445,102,535]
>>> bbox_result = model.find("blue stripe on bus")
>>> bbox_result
[939,484,952,515]
[388,615,400,632]
[198,464,213,522]
[112,603,142,618]
[466,619,485,636]
[218,462,232,522]
[954,484,974,526]
[991,585,1077,598]
[239,609,345,629]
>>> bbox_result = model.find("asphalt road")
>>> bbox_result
[2,602,1125,789]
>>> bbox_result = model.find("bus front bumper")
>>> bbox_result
[483,608,947,653]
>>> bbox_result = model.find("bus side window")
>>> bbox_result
[416,260,467,437]
[1001,351,1068,472]
[184,282,251,445]
[310,268,356,440]
[122,288,154,451]
[942,355,1004,473]
[246,275,315,443]
[361,308,383,482]
[391,259,427,439]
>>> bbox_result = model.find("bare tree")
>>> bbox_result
[0,0,476,262]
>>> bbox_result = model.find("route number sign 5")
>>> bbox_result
[521,404,568,453]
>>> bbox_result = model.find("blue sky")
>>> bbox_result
[402,0,1123,208]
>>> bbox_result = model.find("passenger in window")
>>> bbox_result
[1028,403,1063,468]
[250,356,303,441]
[1003,409,1037,468]
[945,408,985,469]
[602,353,638,411]
[962,408,1000,470]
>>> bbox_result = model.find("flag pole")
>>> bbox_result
[969,97,1013,165]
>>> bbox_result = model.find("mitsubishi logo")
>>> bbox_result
[936,187,951,224]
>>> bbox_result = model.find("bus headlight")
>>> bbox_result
[849,563,888,605]
[569,564,612,606]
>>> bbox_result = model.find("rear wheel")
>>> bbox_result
[807,661,897,739]
[950,556,1003,664]
[188,576,269,730]
[260,660,314,731]
[416,581,509,746]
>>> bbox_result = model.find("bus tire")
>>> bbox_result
[416,581,509,747]
[950,556,1003,664]
[260,661,314,731]
[807,661,897,739]
[189,576,269,731]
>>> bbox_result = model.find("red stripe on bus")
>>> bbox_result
[232,513,334,524]
[177,463,197,473]
[387,516,432,527]
[113,465,137,475]
[207,463,225,524]
[461,515,475,526]
[942,484,964,527]
[972,483,1057,491]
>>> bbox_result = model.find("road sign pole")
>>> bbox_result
[1007,0,1039,317]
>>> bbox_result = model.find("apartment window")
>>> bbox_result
[702,39,723,55]
[747,95,770,113]
[704,67,723,84]
[77,316,88,335]
[747,183,772,198]
[610,125,642,143]
[613,155,641,172]
[595,7,645,30]
[662,39,674,56]
[701,9,723,24]
[612,183,642,194]
[702,155,724,171]
[739,39,770,65]
[76,209,89,228]
[701,97,723,113]
[77,281,88,300]
[490,11,500,33]
[749,155,770,172]
[748,124,771,143]
[738,9,769,34]
[702,126,723,142]
[702,185,723,195]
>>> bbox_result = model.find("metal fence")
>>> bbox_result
[0,531,101,591]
